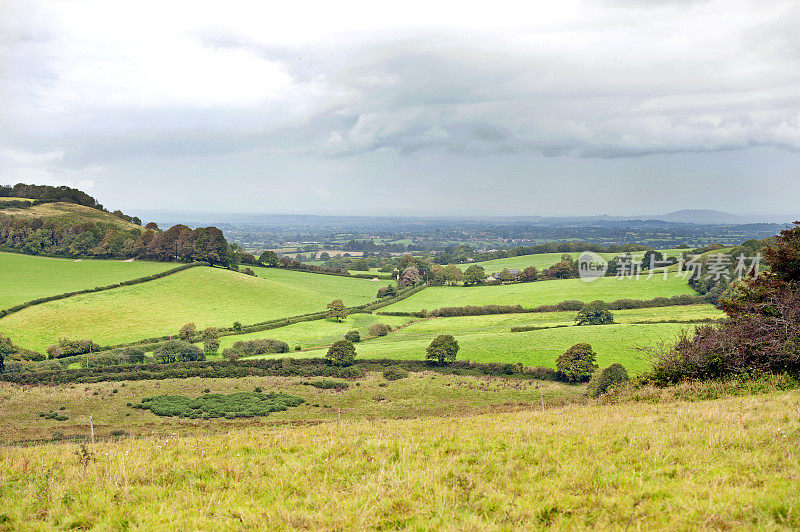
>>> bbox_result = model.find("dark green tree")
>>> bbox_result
[178,323,196,342]
[344,330,361,343]
[575,300,615,326]
[426,334,459,364]
[587,363,629,397]
[556,343,598,382]
[202,327,220,354]
[259,250,280,267]
[463,265,486,286]
[326,340,357,366]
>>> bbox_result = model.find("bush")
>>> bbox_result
[368,323,391,337]
[46,339,100,359]
[383,366,408,380]
[344,330,361,343]
[225,339,290,358]
[587,363,629,397]
[555,343,598,383]
[326,340,357,366]
[152,340,205,364]
[426,335,459,364]
[120,346,145,364]
[201,327,220,354]
[134,391,304,419]
[178,323,196,342]
[575,300,615,326]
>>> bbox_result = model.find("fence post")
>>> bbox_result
[90,415,95,444]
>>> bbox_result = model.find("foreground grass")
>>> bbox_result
[0,266,381,351]
[0,252,175,309]
[1,391,797,529]
[0,373,579,443]
[383,275,696,313]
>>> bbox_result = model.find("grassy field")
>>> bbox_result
[459,248,688,273]
[0,202,141,229]
[216,313,415,351]
[0,266,381,351]
[383,275,696,313]
[247,305,722,373]
[1,389,797,529]
[0,252,176,309]
[0,373,581,443]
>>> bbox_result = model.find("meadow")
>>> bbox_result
[0,372,580,443]
[0,266,381,351]
[0,252,175,309]
[382,274,695,313]
[238,305,721,373]
[1,389,797,529]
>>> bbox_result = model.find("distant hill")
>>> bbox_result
[0,201,142,230]
[654,210,754,225]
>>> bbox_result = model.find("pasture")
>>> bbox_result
[383,274,696,313]
[0,266,381,351]
[1,389,797,529]
[0,252,175,309]
[458,248,688,273]
[256,305,723,372]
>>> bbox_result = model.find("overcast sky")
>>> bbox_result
[1,0,798,216]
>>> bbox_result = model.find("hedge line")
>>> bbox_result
[378,294,710,318]
[0,261,207,319]
[100,284,429,351]
[0,357,557,385]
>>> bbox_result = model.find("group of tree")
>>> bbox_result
[431,241,650,266]
[652,223,800,383]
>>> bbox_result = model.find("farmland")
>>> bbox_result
[0,266,381,351]
[282,305,722,373]
[457,248,688,273]
[382,275,695,313]
[1,388,797,529]
[0,252,175,309]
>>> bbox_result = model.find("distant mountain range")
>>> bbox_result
[637,210,798,225]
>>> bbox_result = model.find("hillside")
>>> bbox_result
[0,201,141,230]
[0,266,381,351]
[0,252,175,309]
[1,389,796,529]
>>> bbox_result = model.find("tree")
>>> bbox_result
[178,323,196,342]
[202,327,220,354]
[259,250,280,267]
[764,221,800,282]
[0,334,14,372]
[444,264,464,284]
[518,265,538,282]
[543,261,576,279]
[326,299,348,322]
[463,265,486,286]
[398,266,420,288]
[153,340,204,363]
[426,334,459,364]
[640,250,664,270]
[344,330,361,343]
[556,343,598,382]
[120,346,145,364]
[326,340,356,366]
[575,300,615,326]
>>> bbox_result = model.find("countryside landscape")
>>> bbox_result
[2,1,800,529]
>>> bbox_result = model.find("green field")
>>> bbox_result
[459,248,688,273]
[0,266,381,351]
[383,275,695,313]
[1,388,797,529]
[0,252,176,309]
[253,305,722,373]
[216,313,415,351]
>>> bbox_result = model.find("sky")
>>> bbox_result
[1,0,799,216]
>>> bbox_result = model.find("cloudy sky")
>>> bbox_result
[1,0,799,216]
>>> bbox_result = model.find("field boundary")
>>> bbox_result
[0,261,208,320]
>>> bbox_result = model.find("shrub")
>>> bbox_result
[587,363,629,397]
[152,340,205,364]
[243,267,256,276]
[426,335,459,364]
[46,339,100,359]
[326,340,357,366]
[233,321,243,332]
[134,391,304,419]
[227,339,290,358]
[201,327,220,354]
[368,323,391,337]
[555,343,598,383]
[575,300,614,326]
[383,366,408,380]
[344,330,361,343]
[120,346,145,364]
[178,323,196,342]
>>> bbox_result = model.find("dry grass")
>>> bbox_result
[0,390,798,529]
